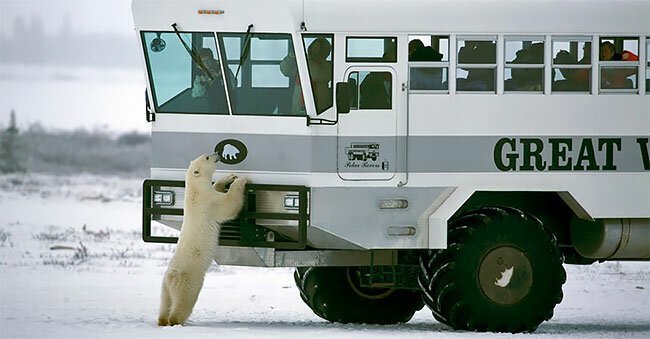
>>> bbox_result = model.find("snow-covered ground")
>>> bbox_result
[0,174,649,339]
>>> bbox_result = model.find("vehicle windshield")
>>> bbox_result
[220,32,303,116]
[142,31,229,114]
[142,31,305,117]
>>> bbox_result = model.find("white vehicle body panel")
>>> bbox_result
[133,0,650,250]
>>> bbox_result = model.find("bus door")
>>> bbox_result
[337,66,398,181]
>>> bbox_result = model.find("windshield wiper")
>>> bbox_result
[235,24,254,79]
[171,23,215,81]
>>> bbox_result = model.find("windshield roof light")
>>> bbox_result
[198,9,225,15]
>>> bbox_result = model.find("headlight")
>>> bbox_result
[153,190,175,206]
[283,194,299,210]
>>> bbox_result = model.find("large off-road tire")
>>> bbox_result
[418,206,566,333]
[294,266,424,324]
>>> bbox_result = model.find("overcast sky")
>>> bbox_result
[0,0,135,37]
[0,1,147,132]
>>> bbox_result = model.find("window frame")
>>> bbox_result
[503,35,546,93]
[408,64,450,94]
[346,36,398,63]
[598,36,640,94]
[408,35,450,94]
[550,36,593,94]
[456,35,498,94]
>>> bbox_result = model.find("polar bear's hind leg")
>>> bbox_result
[167,269,204,326]
[158,279,172,326]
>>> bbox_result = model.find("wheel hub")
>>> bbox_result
[478,245,533,305]
[345,267,395,300]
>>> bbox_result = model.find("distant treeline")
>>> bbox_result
[1,121,150,177]
[0,15,140,69]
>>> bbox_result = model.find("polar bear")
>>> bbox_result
[158,152,248,326]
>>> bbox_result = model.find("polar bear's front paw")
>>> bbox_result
[234,177,249,185]
[222,174,238,185]
[229,177,249,191]
[214,174,238,192]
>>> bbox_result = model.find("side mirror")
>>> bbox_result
[336,82,351,114]
[306,82,350,126]
[150,36,166,52]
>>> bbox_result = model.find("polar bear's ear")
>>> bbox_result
[192,169,201,177]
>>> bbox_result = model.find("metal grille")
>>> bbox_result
[142,179,309,249]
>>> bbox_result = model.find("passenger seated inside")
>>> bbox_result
[408,39,443,62]
[191,48,229,112]
[281,38,332,115]
[505,42,544,91]
[457,41,496,91]
[553,44,591,92]
[307,38,333,113]
[360,72,392,109]
[600,41,639,62]
[408,39,445,90]
[600,41,638,89]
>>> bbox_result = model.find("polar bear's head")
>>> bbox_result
[186,152,220,182]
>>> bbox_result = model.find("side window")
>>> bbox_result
[220,33,303,115]
[302,34,334,114]
[504,37,545,92]
[456,38,496,92]
[599,37,639,92]
[142,31,228,114]
[408,35,449,92]
[552,38,592,93]
[346,37,397,63]
[348,71,392,110]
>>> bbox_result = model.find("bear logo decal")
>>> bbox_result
[214,139,248,165]
[222,144,240,161]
